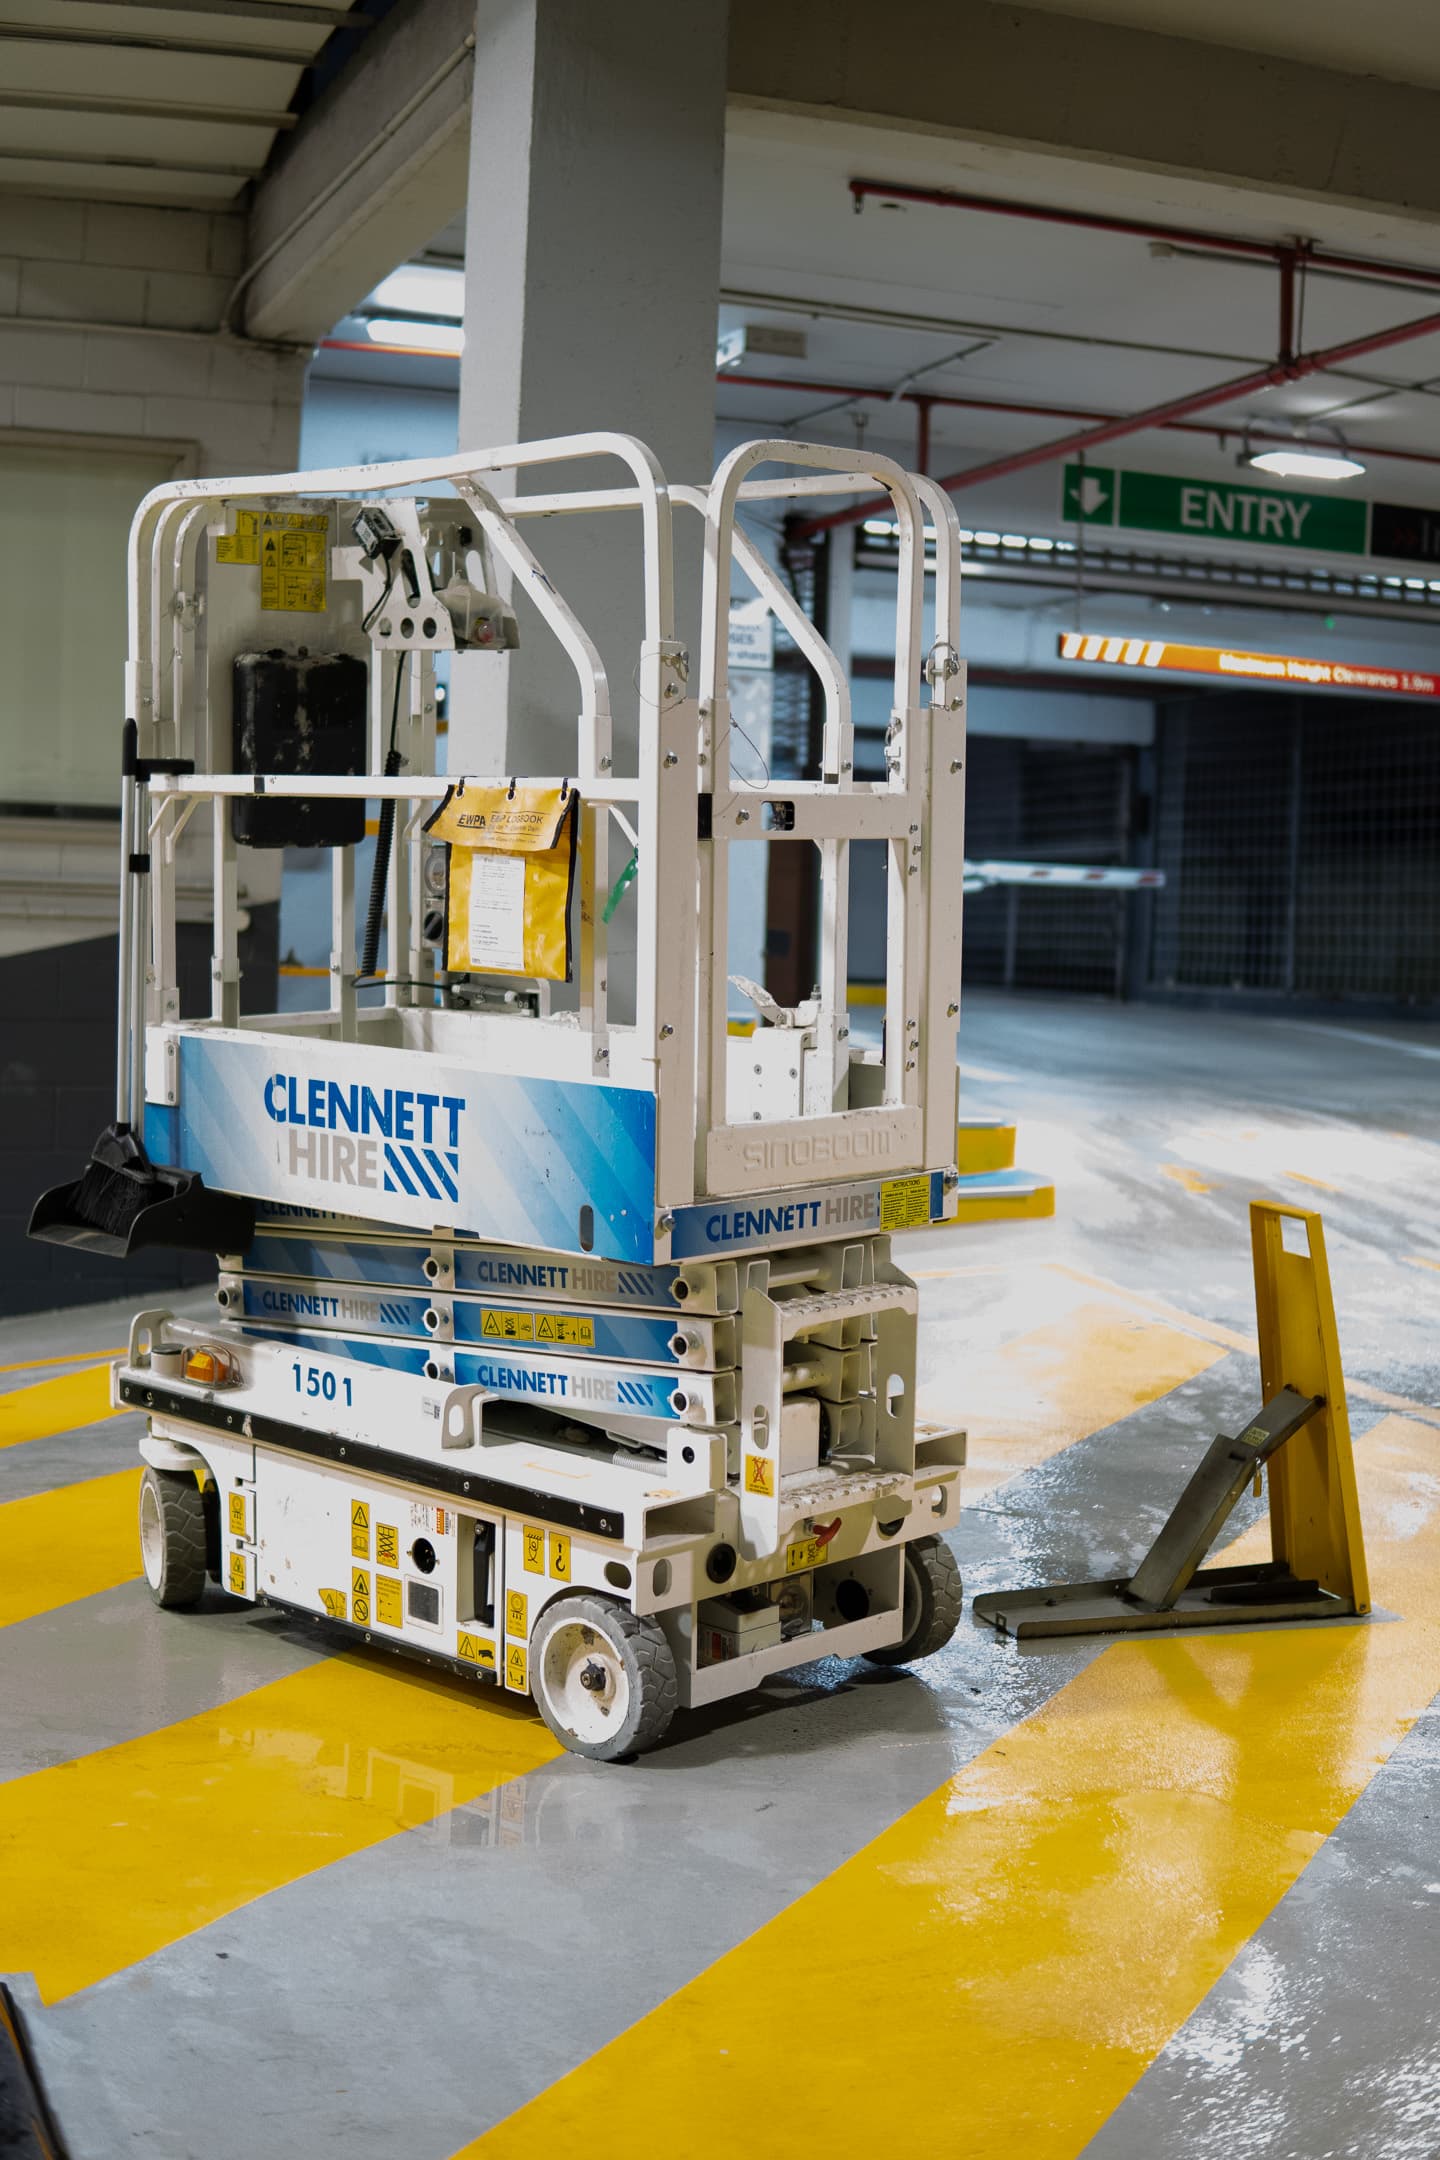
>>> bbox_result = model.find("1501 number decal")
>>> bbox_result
[292,1362,353,1406]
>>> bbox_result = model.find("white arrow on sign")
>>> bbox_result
[1076,474,1110,515]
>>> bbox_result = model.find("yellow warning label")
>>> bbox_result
[880,1172,933,1231]
[318,1586,347,1620]
[376,1522,399,1569]
[482,1308,534,1342]
[522,1525,545,1575]
[505,1642,528,1693]
[214,508,259,565]
[351,1567,371,1625]
[376,1576,402,1628]
[548,1531,571,1582]
[227,1550,247,1595]
[505,1588,527,1638]
[350,1498,370,1560]
[227,1491,247,1537]
[259,512,327,614]
[480,1306,598,1347]
[458,1631,496,1670]
[744,1453,775,1497]
[786,1536,824,1573]
[536,1311,596,1347]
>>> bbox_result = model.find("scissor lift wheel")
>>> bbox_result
[530,1595,679,1762]
[138,1466,208,1610]
[864,1535,963,1668]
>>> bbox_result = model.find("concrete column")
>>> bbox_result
[452,0,728,782]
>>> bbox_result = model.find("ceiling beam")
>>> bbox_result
[239,0,474,344]
[730,0,1440,229]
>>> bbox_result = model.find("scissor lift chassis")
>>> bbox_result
[47,431,971,1758]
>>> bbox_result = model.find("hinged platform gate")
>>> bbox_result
[973,1203,1371,1640]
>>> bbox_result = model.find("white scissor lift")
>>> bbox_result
[47,434,969,1760]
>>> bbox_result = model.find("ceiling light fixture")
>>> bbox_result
[1240,419,1364,484]
[1246,446,1366,482]
[364,318,465,356]
[368,264,464,319]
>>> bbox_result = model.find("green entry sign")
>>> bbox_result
[1061,464,1369,555]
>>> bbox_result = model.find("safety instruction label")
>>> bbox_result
[351,1568,371,1626]
[458,1631,496,1670]
[744,1454,774,1497]
[259,512,328,613]
[376,1576,403,1628]
[215,508,259,564]
[785,1536,824,1573]
[227,1491,248,1537]
[505,1642,528,1693]
[480,1307,598,1347]
[318,1586,347,1620]
[376,1522,399,1569]
[880,1174,933,1231]
[227,1551,247,1595]
[505,1588,527,1638]
[351,1499,370,1560]
[522,1525,545,1575]
[548,1532,571,1582]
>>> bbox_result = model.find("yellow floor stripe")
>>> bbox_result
[951,1303,1225,1502]
[0,1657,562,2004]
[0,1470,143,1629]
[0,1364,122,1450]
[465,1415,1440,2159]
[0,1346,122,1378]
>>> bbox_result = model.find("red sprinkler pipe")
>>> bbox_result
[848,179,1440,296]
[716,370,1440,476]
[795,300,1440,536]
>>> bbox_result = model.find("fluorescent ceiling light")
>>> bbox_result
[369,264,464,319]
[365,318,465,356]
[1246,447,1365,482]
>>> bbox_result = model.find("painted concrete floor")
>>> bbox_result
[3,988,1439,2159]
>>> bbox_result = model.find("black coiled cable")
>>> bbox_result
[357,656,407,981]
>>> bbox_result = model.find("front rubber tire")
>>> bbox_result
[864,1535,962,1667]
[138,1466,208,1610]
[530,1593,678,1761]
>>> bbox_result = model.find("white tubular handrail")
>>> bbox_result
[452,477,612,775]
[125,432,675,736]
[699,441,927,742]
[913,475,964,698]
[671,482,851,782]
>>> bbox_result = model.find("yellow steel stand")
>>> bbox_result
[974,1200,1370,1640]
[1251,1201,1370,1616]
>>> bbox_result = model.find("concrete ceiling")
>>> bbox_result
[368,111,1440,539]
[1016,0,1440,91]
[0,0,364,205]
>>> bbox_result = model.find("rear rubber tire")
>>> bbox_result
[529,1593,678,1762]
[138,1466,208,1610]
[864,1535,962,1667]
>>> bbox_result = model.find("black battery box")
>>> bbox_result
[231,648,368,849]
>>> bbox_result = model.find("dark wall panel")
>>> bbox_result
[0,904,277,1320]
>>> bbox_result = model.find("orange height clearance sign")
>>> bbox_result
[1057,631,1440,699]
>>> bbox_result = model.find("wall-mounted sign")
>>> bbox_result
[1057,630,1440,699]
[1062,463,1367,555]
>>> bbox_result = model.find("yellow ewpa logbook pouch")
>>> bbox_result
[424,780,579,982]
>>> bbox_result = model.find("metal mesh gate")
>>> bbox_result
[1149,691,1440,1004]
[963,737,1134,994]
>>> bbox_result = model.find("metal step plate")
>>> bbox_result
[220,1272,736,1368]
[234,1229,741,1313]
[237,1320,737,1426]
